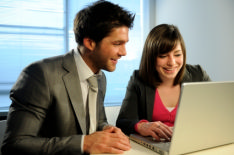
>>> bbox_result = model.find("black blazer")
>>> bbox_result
[116,64,211,135]
[1,50,108,155]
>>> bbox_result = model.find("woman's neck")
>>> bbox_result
[159,79,175,88]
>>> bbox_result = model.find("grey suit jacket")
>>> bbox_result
[1,50,108,155]
[116,64,211,135]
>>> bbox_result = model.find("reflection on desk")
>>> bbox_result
[91,141,234,155]
[187,143,234,155]
[91,140,156,155]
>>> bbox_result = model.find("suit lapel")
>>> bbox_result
[62,50,87,134]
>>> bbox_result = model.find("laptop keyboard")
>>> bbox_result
[145,136,171,150]
[130,134,171,155]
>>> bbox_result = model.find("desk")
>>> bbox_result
[92,140,234,155]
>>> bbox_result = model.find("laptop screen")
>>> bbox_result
[169,81,234,155]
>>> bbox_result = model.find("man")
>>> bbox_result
[1,0,135,154]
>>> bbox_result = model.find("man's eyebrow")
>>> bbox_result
[113,40,129,43]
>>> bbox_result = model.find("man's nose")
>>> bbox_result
[119,45,127,56]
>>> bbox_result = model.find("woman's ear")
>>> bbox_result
[83,38,96,51]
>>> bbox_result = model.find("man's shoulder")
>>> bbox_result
[42,50,74,64]
[22,50,74,74]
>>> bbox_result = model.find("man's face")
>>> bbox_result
[90,26,129,73]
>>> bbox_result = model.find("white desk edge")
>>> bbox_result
[91,140,234,155]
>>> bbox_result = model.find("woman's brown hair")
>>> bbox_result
[139,24,186,87]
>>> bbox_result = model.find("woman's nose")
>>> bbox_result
[167,56,176,66]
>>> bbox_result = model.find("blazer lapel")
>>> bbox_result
[62,50,87,134]
[145,86,155,121]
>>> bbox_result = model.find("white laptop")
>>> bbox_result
[130,81,234,155]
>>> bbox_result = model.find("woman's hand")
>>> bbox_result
[137,121,173,141]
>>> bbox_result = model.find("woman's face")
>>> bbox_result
[156,42,184,83]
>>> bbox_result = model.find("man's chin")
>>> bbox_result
[104,67,116,72]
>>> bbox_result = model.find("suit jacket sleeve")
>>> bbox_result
[2,57,85,155]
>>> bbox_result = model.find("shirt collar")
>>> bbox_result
[74,48,102,82]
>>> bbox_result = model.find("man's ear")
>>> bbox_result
[83,38,96,51]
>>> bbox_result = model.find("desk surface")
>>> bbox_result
[92,140,234,155]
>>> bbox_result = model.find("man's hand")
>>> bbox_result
[83,126,131,154]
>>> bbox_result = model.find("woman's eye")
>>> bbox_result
[175,54,182,57]
[159,55,166,58]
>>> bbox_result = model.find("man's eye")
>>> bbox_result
[114,43,121,45]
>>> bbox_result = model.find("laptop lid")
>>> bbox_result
[169,81,234,155]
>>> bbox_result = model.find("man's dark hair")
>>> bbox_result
[73,0,135,46]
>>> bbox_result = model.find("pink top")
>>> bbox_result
[152,89,178,127]
[134,89,178,132]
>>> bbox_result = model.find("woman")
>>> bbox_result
[116,24,211,141]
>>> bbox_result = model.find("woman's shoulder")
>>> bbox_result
[128,70,145,85]
[129,70,141,82]
[185,64,203,72]
[184,64,211,82]
[132,70,139,77]
[129,70,155,88]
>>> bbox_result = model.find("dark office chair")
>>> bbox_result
[0,120,7,155]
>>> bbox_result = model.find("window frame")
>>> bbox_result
[0,0,153,117]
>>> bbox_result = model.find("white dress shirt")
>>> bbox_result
[73,48,102,152]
